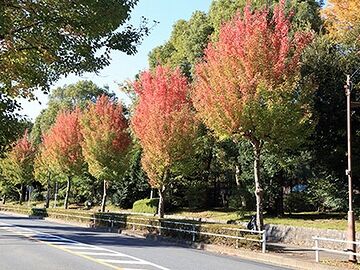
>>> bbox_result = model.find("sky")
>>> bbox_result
[18,0,213,121]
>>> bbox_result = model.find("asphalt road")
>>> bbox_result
[0,213,290,270]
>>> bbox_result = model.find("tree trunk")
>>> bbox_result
[235,164,247,208]
[2,195,6,204]
[45,180,50,208]
[101,180,107,212]
[253,142,264,230]
[45,178,50,209]
[275,186,284,217]
[19,184,26,204]
[64,176,71,209]
[158,186,165,218]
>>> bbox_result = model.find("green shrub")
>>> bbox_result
[30,208,47,217]
[132,198,159,214]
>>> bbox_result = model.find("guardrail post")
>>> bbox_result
[262,230,266,253]
[315,236,319,262]
[192,224,196,242]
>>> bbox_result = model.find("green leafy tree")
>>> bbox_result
[81,95,131,212]
[110,145,150,209]
[0,0,150,99]
[148,11,213,78]
[0,94,32,156]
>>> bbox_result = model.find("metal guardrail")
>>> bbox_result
[0,206,267,253]
[312,236,360,262]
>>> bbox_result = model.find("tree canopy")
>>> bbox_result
[0,0,150,99]
[31,80,114,145]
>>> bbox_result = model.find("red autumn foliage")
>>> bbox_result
[11,129,35,163]
[132,66,197,188]
[42,109,84,174]
[193,0,313,137]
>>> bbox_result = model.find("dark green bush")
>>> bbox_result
[132,198,159,214]
[284,192,314,213]
[30,208,47,217]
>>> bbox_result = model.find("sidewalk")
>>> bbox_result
[122,229,357,270]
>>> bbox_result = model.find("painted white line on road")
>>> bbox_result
[99,259,148,265]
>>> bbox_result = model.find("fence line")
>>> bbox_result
[312,236,360,262]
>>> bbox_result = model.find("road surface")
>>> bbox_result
[0,212,290,270]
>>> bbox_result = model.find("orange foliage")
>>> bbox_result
[192,1,313,138]
[42,109,84,175]
[323,0,360,41]
[132,66,197,188]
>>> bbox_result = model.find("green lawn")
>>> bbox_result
[168,209,360,231]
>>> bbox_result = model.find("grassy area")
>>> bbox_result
[168,208,360,231]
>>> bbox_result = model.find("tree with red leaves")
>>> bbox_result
[132,66,198,218]
[81,95,131,212]
[42,109,84,209]
[1,130,35,203]
[192,1,314,229]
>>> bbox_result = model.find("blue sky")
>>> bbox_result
[19,0,213,121]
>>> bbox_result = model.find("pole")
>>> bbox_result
[345,74,357,262]
[54,181,58,208]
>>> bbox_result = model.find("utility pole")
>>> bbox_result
[345,74,357,262]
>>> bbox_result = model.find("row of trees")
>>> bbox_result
[1,95,130,213]
[0,0,359,231]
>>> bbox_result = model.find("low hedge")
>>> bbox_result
[132,198,159,214]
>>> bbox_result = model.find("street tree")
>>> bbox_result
[81,95,131,212]
[0,0,150,99]
[0,130,35,203]
[42,110,84,209]
[132,66,198,218]
[192,1,314,229]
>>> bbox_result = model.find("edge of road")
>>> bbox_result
[0,211,343,270]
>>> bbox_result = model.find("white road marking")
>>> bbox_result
[99,259,148,264]
[0,219,171,270]
[65,245,102,250]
